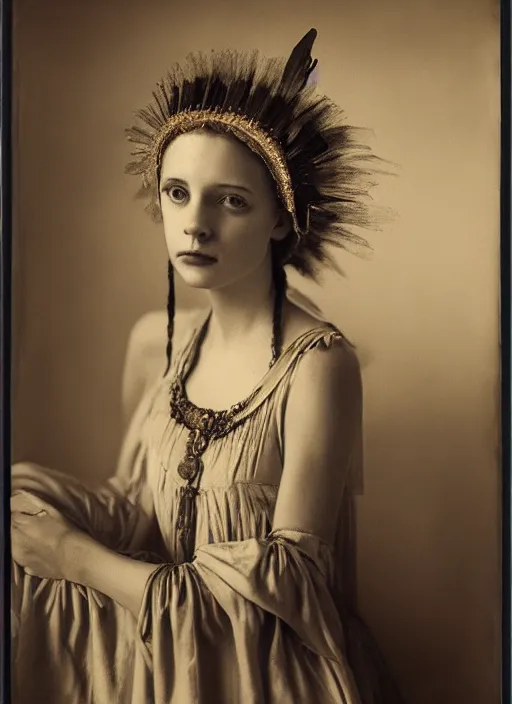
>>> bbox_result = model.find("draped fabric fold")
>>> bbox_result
[135,529,362,704]
[11,463,142,553]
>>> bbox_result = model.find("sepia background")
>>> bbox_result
[11,0,501,702]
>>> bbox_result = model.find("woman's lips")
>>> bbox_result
[178,251,218,266]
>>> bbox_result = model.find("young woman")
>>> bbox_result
[10,29,404,704]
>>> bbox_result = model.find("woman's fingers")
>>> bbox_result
[10,493,42,515]
[11,511,35,529]
[10,491,55,516]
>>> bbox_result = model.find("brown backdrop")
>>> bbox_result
[11,1,501,702]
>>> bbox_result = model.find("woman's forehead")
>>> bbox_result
[160,131,269,187]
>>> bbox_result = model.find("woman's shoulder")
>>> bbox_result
[274,300,361,411]
[283,298,356,357]
[283,304,362,430]
[122,307,206,421]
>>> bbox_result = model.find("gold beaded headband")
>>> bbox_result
[142,108,310,238]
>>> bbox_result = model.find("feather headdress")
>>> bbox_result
[126,29,383,280]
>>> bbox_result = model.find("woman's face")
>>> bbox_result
[158,131,289,291]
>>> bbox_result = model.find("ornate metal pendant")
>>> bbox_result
[177,455,203,482]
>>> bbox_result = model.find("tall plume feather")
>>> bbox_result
[279,28,318,100]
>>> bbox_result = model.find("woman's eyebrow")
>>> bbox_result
[160,176,187,189]
[160,176,253,194]
[215,183,253,194]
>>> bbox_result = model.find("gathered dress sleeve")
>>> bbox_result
[134,527,363,704]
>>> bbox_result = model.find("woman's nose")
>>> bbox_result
[182,198,214,241]
[183,223,213,241]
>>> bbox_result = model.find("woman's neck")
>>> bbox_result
[205,259,276,350]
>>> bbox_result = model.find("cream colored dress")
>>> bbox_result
[11,315,404,704]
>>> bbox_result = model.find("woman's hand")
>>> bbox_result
[11,491,81,580]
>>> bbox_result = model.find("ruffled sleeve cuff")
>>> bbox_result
[136,528,345,660]
[131,529,363,702]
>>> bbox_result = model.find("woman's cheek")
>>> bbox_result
[162,216,181,256]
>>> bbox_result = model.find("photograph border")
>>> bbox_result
[1,2,509,701]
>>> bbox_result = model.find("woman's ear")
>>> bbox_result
[270,209,293,242]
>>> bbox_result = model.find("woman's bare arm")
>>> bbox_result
[273,339,362,544]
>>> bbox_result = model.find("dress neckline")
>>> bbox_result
[175,310,337,417]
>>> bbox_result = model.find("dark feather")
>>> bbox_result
[279,28,318,100]
[224,78,254,113]
[202,76,229,111]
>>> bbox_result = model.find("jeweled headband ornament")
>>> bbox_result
[145,108,306,236]
[126,28,386,280]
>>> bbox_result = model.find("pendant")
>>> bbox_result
[178,455,203,481]
[176,484,199,540]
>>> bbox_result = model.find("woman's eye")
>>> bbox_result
[222,195,247,210]
[165,186,187,203]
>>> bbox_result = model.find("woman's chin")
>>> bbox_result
[176,266,219,290]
